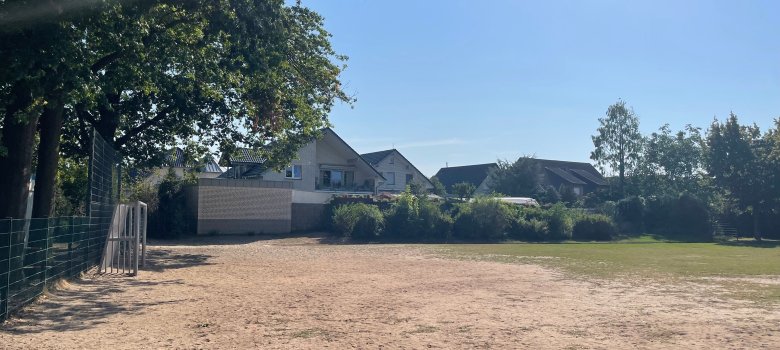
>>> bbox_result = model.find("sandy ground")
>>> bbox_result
[1,235,779,349]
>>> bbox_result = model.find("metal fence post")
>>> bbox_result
[67,217,73,278]
[43,219,49,287]
[2,220,11,322]
[134,202,140,276]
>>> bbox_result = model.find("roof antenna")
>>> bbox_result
[446,162,448,168]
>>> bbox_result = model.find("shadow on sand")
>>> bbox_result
[0,249,213,334]
[149,231,345,246]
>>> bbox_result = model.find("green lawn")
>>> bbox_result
[433,239,780,302]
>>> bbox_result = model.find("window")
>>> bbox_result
[384,172,395,185]
[405,174,413,184]
[285,164,302,179]
[320,170,355,189]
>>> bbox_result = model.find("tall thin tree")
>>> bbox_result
[591,100,642,197]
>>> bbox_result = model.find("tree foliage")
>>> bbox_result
[58,0,351,167]
[591,100,642,196]
[705,113,777,235]
[0,0,351,217]
[430,176,447,196]
[488,156,540,197]
[452,182,476,200]
[630,124,707,198]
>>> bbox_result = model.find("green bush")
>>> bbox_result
[151,169,196,239]
[616,196,644,233]
[508,217,550,241]
[670,193,711,241]
[383,191,452,241]
[545,203,575,240]
[453,197,512,241]
[417,199,453,241]
[643,195,675,234]
[641,193,711,241]
[322,196,377,232]
[514,203,575,240]
[383,191,421,240]
[572,214,616,241]
[332,203,384,240]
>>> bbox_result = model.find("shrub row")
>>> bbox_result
[330,194,618,242]
[613,193,712,241]
[332,203,384,240]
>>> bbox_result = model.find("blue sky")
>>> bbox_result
[305,0,780,176]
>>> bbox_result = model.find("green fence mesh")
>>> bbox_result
[0,129,121,322]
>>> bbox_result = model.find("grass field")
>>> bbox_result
[435,238,780,303]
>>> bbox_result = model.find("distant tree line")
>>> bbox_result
[484,99,779,239]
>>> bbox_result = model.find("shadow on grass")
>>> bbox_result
[0,249,213,334]
[716,239,780,248]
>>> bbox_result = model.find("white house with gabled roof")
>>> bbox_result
[360,149,434,193]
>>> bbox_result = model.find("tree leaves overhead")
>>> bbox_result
[49,0,352,168]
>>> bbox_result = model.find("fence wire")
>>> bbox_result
[0,129,121,322]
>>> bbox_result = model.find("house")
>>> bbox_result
[189,128,386,234]
[534,159,608,195]
[145,147,223,183]
[218,128,384,194]
[360,149,434,193]
[433,158,607,197]
[433,163,497,196]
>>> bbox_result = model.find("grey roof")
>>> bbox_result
[433,163,497,191]
[569,168,608,186]
[535,159,606,186]
[360,148,433,187]
[165,148,222,173]
[360,149,395,165]
[544,166,587,185]
[433,158,606,191]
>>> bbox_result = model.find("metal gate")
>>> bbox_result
[99,201,147,276]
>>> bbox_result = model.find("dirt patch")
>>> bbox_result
[1,235,779,349]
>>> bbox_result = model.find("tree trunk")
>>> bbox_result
[618,163,625,198]
[32,98,65,218]
[753,209,762,241]
[0,83,39,219]
[95,92,121,143]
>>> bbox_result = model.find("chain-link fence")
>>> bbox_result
[0,129,121,322]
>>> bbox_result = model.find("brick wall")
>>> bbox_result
[194,179,293,234]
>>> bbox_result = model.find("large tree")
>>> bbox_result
[591,100,642,197]
[632,124,706,198]
[488,156,541,197]
[1,0,351,218]
[705,113,772,236]
[0,0,92,218]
